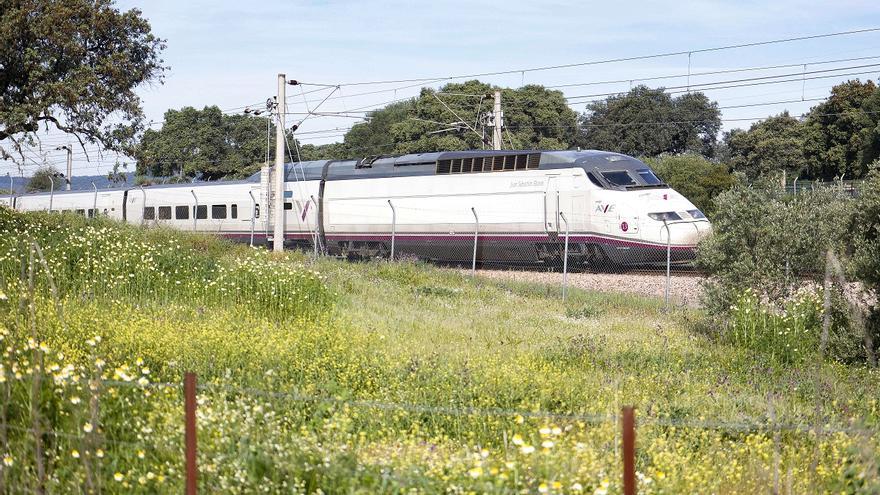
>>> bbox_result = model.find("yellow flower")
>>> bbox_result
[71,450,80,459]
[96,449,104,458]
[538,483,549,494]
[520,445,535,455]
[137,450,145,459]
[468,466,483,478]
[82,422,93,433]
[512,434,524,446]
[3,455,13,466]
[114,472,124,482]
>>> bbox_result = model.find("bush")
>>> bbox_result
[697,182,853,315]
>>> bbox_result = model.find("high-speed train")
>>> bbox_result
[1,150,711,267]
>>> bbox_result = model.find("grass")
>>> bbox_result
[0,208,878,493]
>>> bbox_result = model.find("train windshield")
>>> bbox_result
[601,171,637,187]
[637,169,662,185]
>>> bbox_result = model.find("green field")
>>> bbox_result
[0,208,877,494]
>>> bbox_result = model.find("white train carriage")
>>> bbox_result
[5,149,711,267]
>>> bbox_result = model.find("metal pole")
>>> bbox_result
[793,178,798,195]
[388,199,396,261]
[65,144,72,191]
[190,189,198,231]
[138,186,147,226]
[663,220,671,311]
[621,406,636,495]
[492,90,503,150]
[273,74,286,253]
[184,372,198,495]
[560,212,570,301]
[91,182,97,218]
[471,207,479,276]
[248,190,256,247]
[8,173,14,206]
[48,175,55,212]
[310,194,319,258]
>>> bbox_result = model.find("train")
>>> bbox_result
[1,149,711,268]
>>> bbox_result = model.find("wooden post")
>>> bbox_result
[184,372,198,495]
[622,406,636,495]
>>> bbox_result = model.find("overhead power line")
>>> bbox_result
[298,27,880,87]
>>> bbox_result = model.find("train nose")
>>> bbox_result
[661,220,711,246]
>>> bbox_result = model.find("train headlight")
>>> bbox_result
[648,211,682,221]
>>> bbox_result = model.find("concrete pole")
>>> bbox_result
[91,182,97,217]
[273,74,287,253]
[492,90,503,150]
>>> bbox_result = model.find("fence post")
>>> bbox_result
[559,212,570,301]
[190,190,198,232]
[622,406,636,495]
[48,175,55,212]
[471,207,479,276]
[91,182,97,218]
[247,190,256,247]
[310,195,320,258]
[387,199,396,261]
[663,220,671,312]
[184,372,198,495]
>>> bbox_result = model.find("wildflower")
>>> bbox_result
[551,426,562,435]
[96,449,104,458]
[468,466,483,478]
[3,455,12,466]
[541,440,555,449]
[70,396,81,405]
[515,414,524,424]
[71,449,80,458]
[539,426,551,436]
[520,445,535,455]
[114,472,124,482]
[137,450,145,459]
[571,482,583,492]
[83,422,93,433]
[512,434,524,446]
[538,483,549,494]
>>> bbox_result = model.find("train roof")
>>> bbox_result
[263,149,655,181]
[14,150,654,198]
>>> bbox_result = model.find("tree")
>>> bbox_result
[133,106,293,180]
[803,80,880,180]
[724,112,819,180]
[25,165,62,192]
[645,154,737,217]
[578,86,721,158]
[343,100,414,157]
[0,0,166,162]
[390,81,579,154]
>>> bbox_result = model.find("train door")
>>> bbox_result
[544,175,560,233]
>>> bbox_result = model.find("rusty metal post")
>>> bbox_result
[184,372,198,495]
[622,406,636,495]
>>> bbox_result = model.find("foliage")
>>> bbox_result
[343,100,414,157]
[133,106,295,180]
[804,80,880,180]
[644,154,738,217]
[849,163,880,358]
[0,0,165,162]
[697,184,854,313]
[578,86,721,158]
[725,112,820,180]
[0,209,878,492]
[25,165,62,192]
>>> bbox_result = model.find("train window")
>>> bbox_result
[87,209,95,218]
[158,206,172,219]
[254,204,260,218]
[75,209,85,216]
[195,205,207,219]
[231,204,238,219]
[283,202,293,210]
[637,169,662,185]
[211,205,227,219]
[587,172,603,187]
[143,207,155,220]
[600,171,636,187]
[175,205,189,220]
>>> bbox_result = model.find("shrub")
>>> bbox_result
[697,182,853,315]
[645,154,738,217]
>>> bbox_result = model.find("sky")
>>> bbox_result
[4,0,880,179]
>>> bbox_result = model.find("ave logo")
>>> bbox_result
[594,202,616,214]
